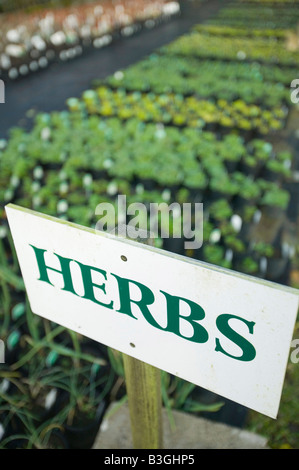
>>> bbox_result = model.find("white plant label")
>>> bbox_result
[6,204,299,418]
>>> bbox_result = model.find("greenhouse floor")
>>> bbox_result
[93,402,269,449]
[0,0,226,138]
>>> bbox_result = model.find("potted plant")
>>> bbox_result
[209,174,240,202]
[239,153,262,178]
[184,169,207,201]
[237,256,260,277]
[209,199,233,223]
[203,244,231,269]
[263,159,292,183]
[233,176,261,213]
[224,234,246,255]
[221,134,245,173]
[238,205,258,241]
[251,241,275,262]
[260,187,290,218]
[263,227,292,282]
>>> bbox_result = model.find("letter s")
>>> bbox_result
[215,314,256,362]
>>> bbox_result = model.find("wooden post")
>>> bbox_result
[122,354,163,449]
[115,224,163,449]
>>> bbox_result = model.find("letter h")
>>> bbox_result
[30,244,78,295]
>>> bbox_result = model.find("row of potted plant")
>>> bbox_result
[0,171,291,286]
[238,0,299,3]
[0,113,292,190]
[0,0,180,80]
[106,52,296,88]
[0,178,292,288]
[216,3,299,19]
[70,86,287,135]
[193,24,289,39]
[103,54,292,108]
[163,31,299,66]
[207,13,299,30]
[0,0,94,13]
[0,113,292,261]
[208,3,299,29]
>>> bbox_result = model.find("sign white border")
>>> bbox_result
[6,204,299,418]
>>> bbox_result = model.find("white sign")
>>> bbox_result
[6,204,299,418]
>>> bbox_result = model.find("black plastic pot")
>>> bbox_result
[186,188,204,204]
[239,161,262,179]
[162,236,185,255]
[140,178,157,191]
[4,342,25,366]
[266,256,290,282]
[262,168,280,183]
[63,401,107,449]
[284,182,299,222]
[44,429,70,449]
[1,412,27,449]
[191,387,248,428]
[205,189,233,205]
[205,122,218,133]
[238,221,253,243]
[224,160,239,174]
[232,252,247,271]
[232,195,249,214]
[189,244,204,262]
